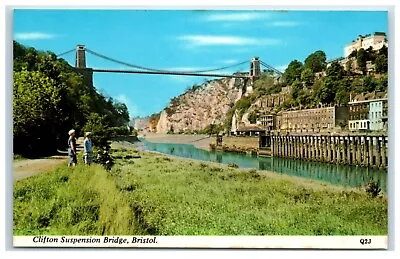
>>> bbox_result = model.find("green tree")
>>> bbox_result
[291,80,303,100]
[296,89,313,107]
[348,49,357,58]
[375,55,388,74]
[363,76,377,92]
[325,62,345,80]
[334,90,349,105]
[82,113,114,170]
[283,60,304,85]
[357,48,368,75]
[316,78,336,104]
[345,59,353,73]
[301,68,314,87]
[365,46,377,63]
[335,78,352,105]
[13,70,64,156]
[13,41,131,157]
[350,77,364,94]
[82,113,110,147]
[376,74,388,92]
[379,45,388,57]
[235,97,251,111]
[304,50,327,73]
[248,111,258,124]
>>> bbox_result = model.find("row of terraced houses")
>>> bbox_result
[251,92,388,135]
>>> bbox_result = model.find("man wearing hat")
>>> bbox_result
[84,132,93,165]
[68,129,77,167]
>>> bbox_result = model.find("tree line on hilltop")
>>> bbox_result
[280,47,387,109]
[13,41,130,157]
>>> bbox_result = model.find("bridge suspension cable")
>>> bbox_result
[85,48,248,74]
[84,68,249,79]
[56,48,76,57]
[55,46,284,80]
[259,60,284,75]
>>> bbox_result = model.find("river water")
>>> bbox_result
[138,139,387,192]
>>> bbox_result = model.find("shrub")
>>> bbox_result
[83,113,115,171]
[94,147,114,171]
[200,163,208,168]
[365,178,382,198]
[228,163,239,168]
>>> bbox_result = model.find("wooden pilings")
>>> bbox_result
[269,134,388,169]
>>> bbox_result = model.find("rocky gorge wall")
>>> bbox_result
[156,78,245,133]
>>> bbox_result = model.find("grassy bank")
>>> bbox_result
[13,162,139,235]
[14,146,387,236]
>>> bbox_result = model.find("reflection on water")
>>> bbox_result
[140,139,387,192]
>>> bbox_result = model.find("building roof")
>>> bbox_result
[350,92,388,103]
[237,125,265,132]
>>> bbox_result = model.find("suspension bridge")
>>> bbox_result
[56,45,283,91]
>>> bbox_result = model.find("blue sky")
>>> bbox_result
[13,10,388,118]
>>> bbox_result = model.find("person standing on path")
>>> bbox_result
[68,129,77,167]
[84,132,93,165]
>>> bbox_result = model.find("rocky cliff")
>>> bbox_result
[132,117,150,131]
[156,78,245,133]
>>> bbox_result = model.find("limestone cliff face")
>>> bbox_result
[132,117,150,130]
[156,78,244,133]
[156,110,169,133]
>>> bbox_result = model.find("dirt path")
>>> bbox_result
[13,158,67,181]
[13,137,84,182]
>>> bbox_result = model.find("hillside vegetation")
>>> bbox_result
[13,41,130,157]
[222,47,388,131]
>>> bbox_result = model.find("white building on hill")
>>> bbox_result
[344,32,387,57]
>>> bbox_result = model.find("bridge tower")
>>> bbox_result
[74,45,93,86]
[245,57,261,96]
[75,45,86,68]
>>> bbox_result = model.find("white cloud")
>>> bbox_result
[14,32,59,40]
[267,21,301,27]
[177,35,282,47]
[221,59,239,65]
[115,94,141,117]
[205,12,272,22]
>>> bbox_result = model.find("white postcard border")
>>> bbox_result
[13,236,387,249]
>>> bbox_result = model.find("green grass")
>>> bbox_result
[13,146,388,236]
[111,149,387,235]
[13,162,139,235]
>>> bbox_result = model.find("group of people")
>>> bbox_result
[67,129,94,167]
